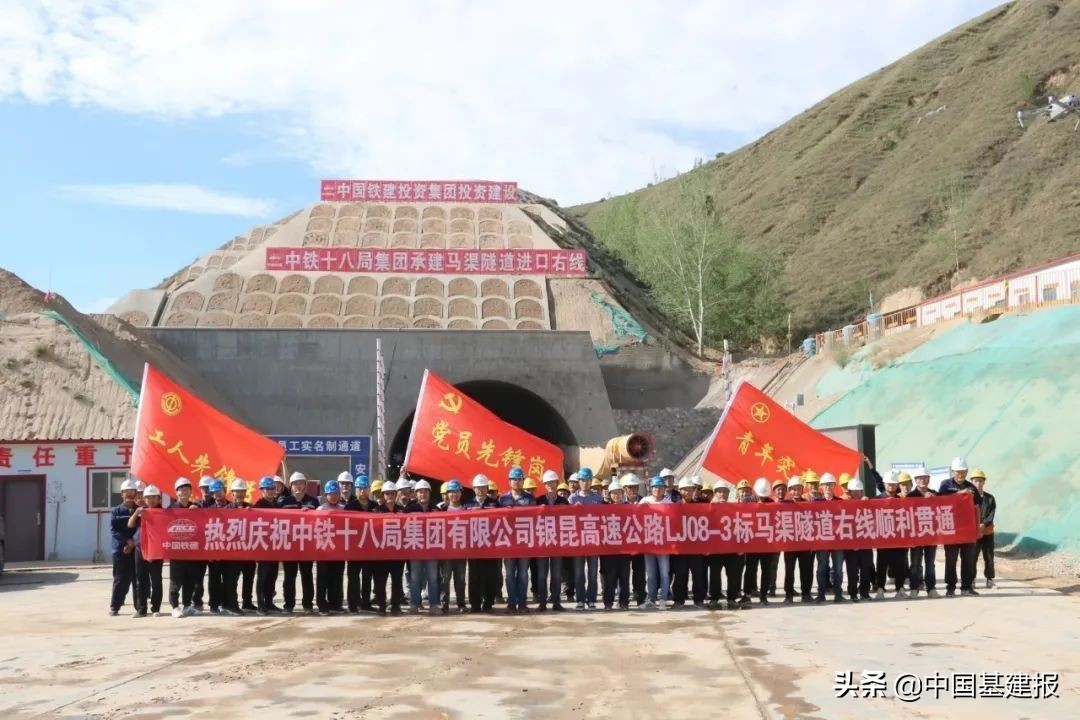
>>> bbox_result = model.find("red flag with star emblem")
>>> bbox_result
[131,364,285,496]
[402,370,564,487]
[700,381,862,484]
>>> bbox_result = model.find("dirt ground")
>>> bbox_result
[1,560,1076,719]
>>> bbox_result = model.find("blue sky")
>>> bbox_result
[0,0,1001,311]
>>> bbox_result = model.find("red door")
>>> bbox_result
[0,475,46,562]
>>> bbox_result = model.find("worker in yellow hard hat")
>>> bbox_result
[803,470,821,500]
[969,470,996,589]
[735,479,753,503]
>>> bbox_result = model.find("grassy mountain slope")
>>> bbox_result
[573,1,1080,338]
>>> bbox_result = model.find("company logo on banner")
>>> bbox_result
[139,495,980,561]
[321,180,518,203]
[402,370,563,485]
[271,434,372,478]
[265,247,587,276]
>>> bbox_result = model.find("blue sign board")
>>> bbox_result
[270,434,373,478]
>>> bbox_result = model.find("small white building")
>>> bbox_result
[1,440,133,562]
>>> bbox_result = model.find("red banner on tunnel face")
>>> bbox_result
[139,495,978,561]
[401,370,564,486]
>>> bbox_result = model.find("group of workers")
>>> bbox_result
[108,457,997,618]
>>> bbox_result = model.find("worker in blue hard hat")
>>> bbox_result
[190,474,217,611]
[570,467,602,610]
[206,480,241,615]
[345,474,378,613]
[438,479,475,612]
[638,476,671,609]
[315,480,346,615]
[499,466,536,613]
[253,477,283,615]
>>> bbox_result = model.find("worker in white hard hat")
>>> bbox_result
[741,478,776,606]
[128,484,164,617]
[403,479,441,615]
[599,481,632,610]
[279,472,319,614]
[842,478,875,601]
[371,481,406,615]
[660,467,679,502]
[167,477,203,618]
[466,474,501,613]
[134,480,146,504]
[706,479,740,610]
[532,469,568,612]
[618,473,647,606]
[873,473,909,601]
[812,474,846,603]
[937,450,980,597]
[639,476,672,609]
[108,478,142,616]
[904,467,939,598]
[782,476,814,604]
[228,478,258,613]
[671,477,707,608]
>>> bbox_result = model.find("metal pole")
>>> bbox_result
[376,337,386,479]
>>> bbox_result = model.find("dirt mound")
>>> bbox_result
[0,267,52,316]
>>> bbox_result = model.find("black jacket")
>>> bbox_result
[980,492,996,526]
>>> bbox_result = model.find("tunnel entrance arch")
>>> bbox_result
[387,379,577,482]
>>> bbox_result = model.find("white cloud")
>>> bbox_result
[2,0,1000,204]
[57,183,275,216]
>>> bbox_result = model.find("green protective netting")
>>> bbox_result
[593,343,621,357]
[589,292,649,343]
[38,310,140,403]
[811,306,1080,553]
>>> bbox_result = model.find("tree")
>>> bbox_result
[591,176,787,357]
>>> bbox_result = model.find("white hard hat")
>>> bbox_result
[381,481,398,493]
[660,467,675,478]
[337,471,354,484]
[689,475,703,487]
[289,471,307,484]
[787,476,803,489]
[472,474,490,488]
[715,479,734,491]
[120,478,139,492]
[677,477,695,489]
[135,480,146,492]
[568,472,580,483]
[753,478,770,497]
[542,469,560,484]
[199,475,215,488]
[608,480,623,492]
[273,475,284,485]
[401,479,415,490]
[413,480,431,491]
[950,456,968,472]
[174,476,192,490]
[143,485,162,497]
[913,466,930,479]
[619,472,641,487]
[847,478,864,492]
[883,470,899,485]
[230,479,248,492]
[820,472,837,485]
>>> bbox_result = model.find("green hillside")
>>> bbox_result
[573,0,1080,341]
